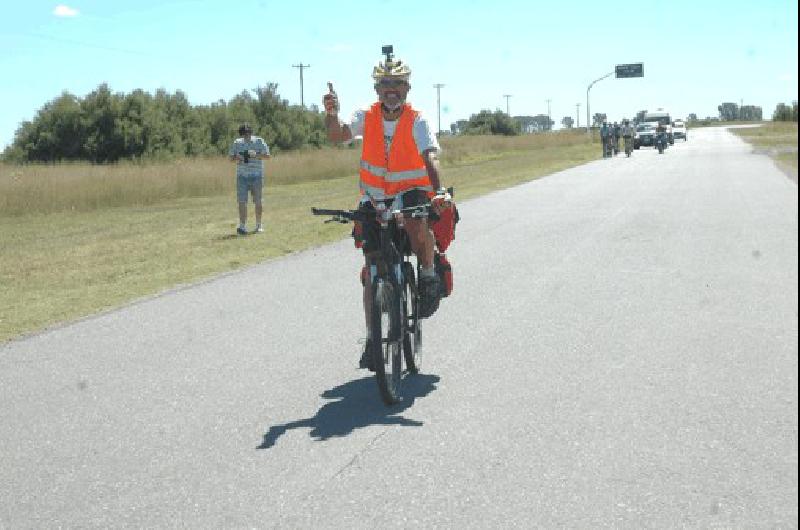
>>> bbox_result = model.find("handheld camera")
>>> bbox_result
[381,44,393,63]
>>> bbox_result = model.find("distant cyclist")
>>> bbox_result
[621,119,635,155]
[600,121,611,158]
[655,122,668,147]
[322,46,449,369]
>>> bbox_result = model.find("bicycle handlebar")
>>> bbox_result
[311,204,431,223]
[310,208,355,217]
[311,188,454,223]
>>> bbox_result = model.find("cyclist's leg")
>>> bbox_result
[399,190,434,269]
[359,252,378,369]
[400,190,440,318]
[363,253,376,330]
[403,219,434,268]
[359,202,381,368]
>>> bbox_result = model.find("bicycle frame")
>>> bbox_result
[368,204,410,301]
[311,202,429,404]
[312,202,429,289]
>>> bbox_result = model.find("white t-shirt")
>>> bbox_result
[349,107,440,158]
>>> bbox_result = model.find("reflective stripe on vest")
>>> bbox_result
[359,102,433,197]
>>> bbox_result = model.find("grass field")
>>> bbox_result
[731,121,798,174]
[1,130,598,343]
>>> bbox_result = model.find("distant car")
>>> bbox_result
[672,120,688,141]
[634,123,657,149]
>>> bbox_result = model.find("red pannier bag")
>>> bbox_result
[356,203,460,296]
[352,221,364,249]
[431,204,459,297]
[430,204,458,252]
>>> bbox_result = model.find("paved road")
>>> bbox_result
[1,127,797,528]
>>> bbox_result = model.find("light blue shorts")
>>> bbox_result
[237,175,263,203]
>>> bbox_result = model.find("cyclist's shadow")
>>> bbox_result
[257,373,440,450]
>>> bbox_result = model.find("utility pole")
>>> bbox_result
[434,83,445,136]
[546,98,552,131]
[576,103,581,128]
[502,94,512,117]
[292,63,310,107]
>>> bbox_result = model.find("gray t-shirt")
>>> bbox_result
[229,136,270,178]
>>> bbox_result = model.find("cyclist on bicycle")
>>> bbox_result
[323,46,448,369]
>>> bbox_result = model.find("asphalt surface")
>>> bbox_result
[1,127,797,528]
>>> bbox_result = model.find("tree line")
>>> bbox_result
[2,83,327,163]
[451,111,556,136]
[705,101,796,123]
[717,102,763,121]
[772,101,798,121]
[7,83,795,164]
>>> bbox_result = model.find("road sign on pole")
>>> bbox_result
[615,63,644,78]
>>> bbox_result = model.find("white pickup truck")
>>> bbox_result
[672,120,687,141]
[642,110,674,145]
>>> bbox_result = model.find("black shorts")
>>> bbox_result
[357,189,430,254]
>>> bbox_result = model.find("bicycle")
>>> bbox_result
[623,136,633,157]
[311,201,429,405]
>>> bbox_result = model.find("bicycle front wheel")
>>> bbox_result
[370,278,403,405]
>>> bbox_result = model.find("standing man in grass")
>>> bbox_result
[229,123,271,235]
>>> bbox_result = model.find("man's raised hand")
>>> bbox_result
[323,82,339,116]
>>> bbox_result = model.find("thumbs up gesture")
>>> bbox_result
[323,82,339,116]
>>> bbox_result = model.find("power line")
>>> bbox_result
[292,63,310,108]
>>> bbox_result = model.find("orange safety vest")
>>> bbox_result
[359,102,434,198]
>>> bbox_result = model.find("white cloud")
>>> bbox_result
[778,72,797,82]
[53,5,79,17]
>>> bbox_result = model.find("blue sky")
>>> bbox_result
[1,0,797,150]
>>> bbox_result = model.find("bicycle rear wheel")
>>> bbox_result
[402,262,422,374]
[370,278,403,404]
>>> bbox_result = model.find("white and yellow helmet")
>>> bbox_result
[372,46,411,82]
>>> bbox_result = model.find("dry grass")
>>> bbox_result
[732,121,798,174]
[732,121,798,146]
[0,131,589,217]
[440,129,591,165]
[0,148,360,216]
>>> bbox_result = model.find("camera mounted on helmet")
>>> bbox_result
[381,45,394,64]
[372,44,411,84]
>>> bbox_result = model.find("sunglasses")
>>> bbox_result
[376,79,408,89]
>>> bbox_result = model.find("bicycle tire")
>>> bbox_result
[371,279,403,404]
[402,262,422,374]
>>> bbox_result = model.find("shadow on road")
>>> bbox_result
[257,373,440,450]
